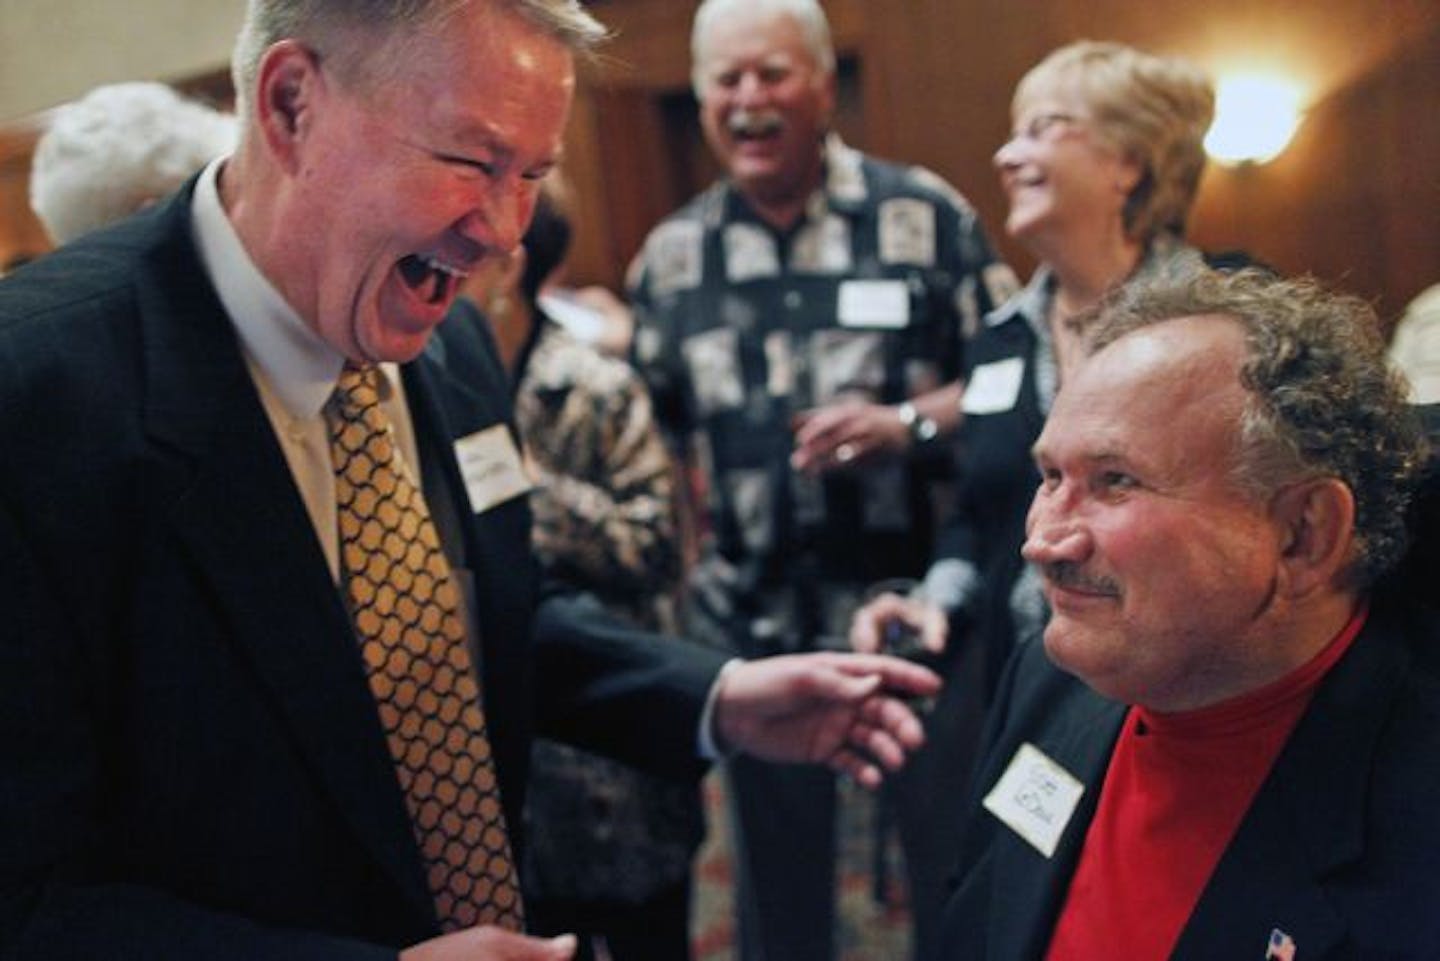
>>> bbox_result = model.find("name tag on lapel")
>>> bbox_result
[982,742,1085,858]
[454,425,531,514]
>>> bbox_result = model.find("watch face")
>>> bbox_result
[899,401,938,443]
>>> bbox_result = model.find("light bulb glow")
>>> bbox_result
[1204,74,1304,165]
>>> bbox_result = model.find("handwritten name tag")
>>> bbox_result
[982,742,1085,858]
[454,425,531,514]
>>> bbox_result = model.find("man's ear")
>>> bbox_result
[1273,477,1356,598]
[254,40,324,173]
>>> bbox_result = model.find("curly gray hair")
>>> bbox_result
[1088,267,1428,588]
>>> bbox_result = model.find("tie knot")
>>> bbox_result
[332,365,383,421]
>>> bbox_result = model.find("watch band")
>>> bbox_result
[897,401,939,444]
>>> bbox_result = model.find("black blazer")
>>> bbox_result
[939,591,1440,960]
[0,188,723,958]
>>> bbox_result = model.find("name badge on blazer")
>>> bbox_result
[982,742,1085,858]
[454,425,532,514]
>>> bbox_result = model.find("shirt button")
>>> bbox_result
[784,290,802,310]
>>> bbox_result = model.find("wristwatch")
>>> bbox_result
[897,401,939,445]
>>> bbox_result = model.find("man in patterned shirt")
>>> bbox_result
[628,1,1014,957]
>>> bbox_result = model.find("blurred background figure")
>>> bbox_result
[628,1,1013,957]
[1389,282,1440,405]
[535,279,638,360]
[28,81,236,246]
[467,187,704,961]
[851,41,1215,954]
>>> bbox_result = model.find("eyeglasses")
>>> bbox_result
[1008,112,1085,144]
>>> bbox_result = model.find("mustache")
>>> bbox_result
[1040,561,1121,598]
[727,108,784,137]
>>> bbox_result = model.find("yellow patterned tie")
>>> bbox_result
[327,365,524,932]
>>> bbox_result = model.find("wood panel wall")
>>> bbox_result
[0,125,49,272]
[2,0,1436,327]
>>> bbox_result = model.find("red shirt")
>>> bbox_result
[1044,607,1366,960]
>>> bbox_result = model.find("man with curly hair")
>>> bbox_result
[940,268,1439,960]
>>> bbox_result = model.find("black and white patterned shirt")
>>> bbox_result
[630,136,1014,653]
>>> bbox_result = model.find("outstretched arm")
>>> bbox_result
[711,652,942,789]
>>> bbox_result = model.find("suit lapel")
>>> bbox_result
[135,196,435,927]
[1174,606,1409,961]
[986,692,1125,961]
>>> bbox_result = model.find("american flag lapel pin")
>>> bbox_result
[1266,927,1297,960]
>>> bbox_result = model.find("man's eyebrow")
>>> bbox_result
[1029,443,1132,466]
[448,125,509,154]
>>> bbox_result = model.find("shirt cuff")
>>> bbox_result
[697,658,745,760]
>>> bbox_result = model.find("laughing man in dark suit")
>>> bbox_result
[0,3,939,959]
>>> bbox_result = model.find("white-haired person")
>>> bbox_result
[628,1,1015,958]
[29,81,237,246]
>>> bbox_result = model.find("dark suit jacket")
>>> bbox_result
[939,590,1440,960]
[0,188,724,958]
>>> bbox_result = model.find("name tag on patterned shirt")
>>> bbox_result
[454,425,532,514]
[983,742,1086,858]
[838,279,911,329]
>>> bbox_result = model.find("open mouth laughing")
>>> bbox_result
[397,252,470,306]
[728,109,785,144]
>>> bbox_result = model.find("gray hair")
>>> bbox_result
[1088,267,1428,589]
[29,82,238,244]
[1015,41,1214,244]
[691,0,835,97]
[232,0,607,116]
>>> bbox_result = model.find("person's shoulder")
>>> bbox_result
[1390,593,1440,695]
[1345,593,1440,752]
[857,149,980,216]
[525,322,639,399]
[0,214,160,335]
[630,184,726,300]
[641,182,724,242]
[0,207,187,408]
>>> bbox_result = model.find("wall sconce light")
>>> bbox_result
[1204,74,1304,166]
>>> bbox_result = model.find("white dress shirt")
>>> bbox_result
[188,156,729,757]
[189,157,422,583]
